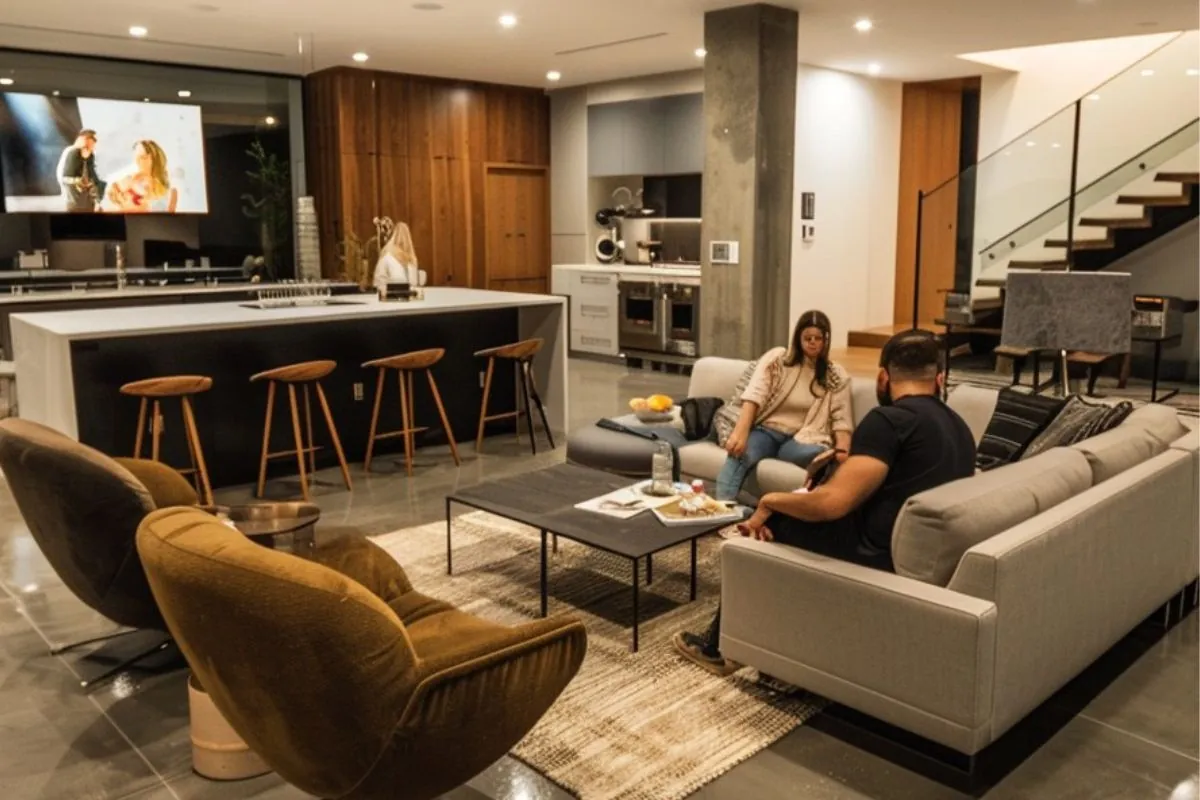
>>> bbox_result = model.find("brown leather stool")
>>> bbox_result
[363,348,460,475]
[121,375,214,505]
[474,338,555,455]
[251,360,352,501]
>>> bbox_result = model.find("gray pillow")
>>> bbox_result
[1022,395,1111,460]
[711,360,757,447]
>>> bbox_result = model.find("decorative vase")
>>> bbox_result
[296,197,321,282]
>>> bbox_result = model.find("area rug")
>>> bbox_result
[949,368,1199,417]
[372,512,823,800]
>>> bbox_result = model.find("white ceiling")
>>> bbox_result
[0,0,1196,87]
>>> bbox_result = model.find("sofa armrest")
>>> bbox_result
[114,457,198,509]
[720,538,997,739]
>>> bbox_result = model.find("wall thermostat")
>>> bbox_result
[710,240,740,264]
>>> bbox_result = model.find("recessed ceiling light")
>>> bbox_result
[177,89,191,98]
[867,62,882,76]
[143,97,150,102]
[694,47,707,58]
[1140,68,1155,77]
[854,18,873,32]
[1087,93,1100,101]
[265,116,277,126]
[499,13,518,28]
[546,70,562,82]
[1003,151,1012,157]
[1188,68,1200,76]
[52,90,60,96]
[0,78,13,86]
[129,25,148,37]
[412,1,443,8]
[352,52,369,63]
[1051,142,1062,148]
[1026,141,1036,147]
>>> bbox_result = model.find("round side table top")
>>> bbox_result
[201,503,321,539]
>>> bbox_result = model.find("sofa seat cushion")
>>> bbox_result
[1123,403,1188,447]
[565,423,665,477]
[1071,424,1167,484]
[678,441,727,483]
[892,448,1093,586]
[678,442,808,499]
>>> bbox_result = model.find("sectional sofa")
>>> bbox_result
[679,356,1199,756]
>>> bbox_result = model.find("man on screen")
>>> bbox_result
[56,129,104,212]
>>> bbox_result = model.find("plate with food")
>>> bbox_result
[652,493,744,527]
[629,394,676,423]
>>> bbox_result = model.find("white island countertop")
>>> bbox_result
[553,263,701,279]
[11,287,564,341]
[0,281,358,307]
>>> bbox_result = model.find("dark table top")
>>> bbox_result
[448,463,732,559]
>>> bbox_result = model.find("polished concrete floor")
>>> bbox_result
[0,357,1195,799]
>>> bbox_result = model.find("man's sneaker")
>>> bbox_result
[673,632,740,677]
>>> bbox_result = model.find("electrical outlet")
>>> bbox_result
[479,371,486,388]
[353,383,364,402]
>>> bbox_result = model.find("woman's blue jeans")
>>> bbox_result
[715,426,827,500]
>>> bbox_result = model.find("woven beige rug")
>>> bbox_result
[373,511,823,800]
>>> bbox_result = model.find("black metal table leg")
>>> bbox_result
[631,557,640,653]
[646,553,653,585]
[540,530,548,618]
[690,538,698,601]
[445,497,453,575]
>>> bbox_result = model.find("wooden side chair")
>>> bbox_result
[362,348,460,476]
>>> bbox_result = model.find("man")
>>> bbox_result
[674,329,976,674]
[56,129,103,212]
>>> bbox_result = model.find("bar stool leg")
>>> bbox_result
[256,382,276,499]
[525,360,555,450]
[134,397,148,458]
[315,383,353,491]
[303,385,316,475]
[286,385,310,502]
[475,357,495,453]
[182,396,213,506]
[398,370,414,477]
[364,367,386,472]
[181,402,201,498]
[151,400,163,463]
[517,360,537,456]
[426,369,460,466]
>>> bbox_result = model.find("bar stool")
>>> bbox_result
[475,338,555,455]
[251,360,352,502]
[120,375,214,505]
[362,348,460,475]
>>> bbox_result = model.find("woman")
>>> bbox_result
[105,140,178,213]
[715,310,853,501]
[373,222,419,296]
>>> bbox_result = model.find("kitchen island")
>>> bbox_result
[12,288,565,489]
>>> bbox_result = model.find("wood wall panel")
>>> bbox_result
[893,81,963,325]
[305,67,549,284]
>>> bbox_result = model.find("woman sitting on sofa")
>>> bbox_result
[715,309,853,500]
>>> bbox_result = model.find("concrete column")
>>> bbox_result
[700,3,798,359]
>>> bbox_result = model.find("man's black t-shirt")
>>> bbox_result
[849,394,976,561]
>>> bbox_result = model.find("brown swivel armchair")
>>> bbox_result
[0,418,199,686]
[136,506,588,800]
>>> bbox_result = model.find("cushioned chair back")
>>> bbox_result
[137,507,420,799]
[0,418,162,629]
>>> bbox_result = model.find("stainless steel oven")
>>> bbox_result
[663,282,699,357]
[618,279,666,352]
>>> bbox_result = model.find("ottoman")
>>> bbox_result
[566,414,687,477]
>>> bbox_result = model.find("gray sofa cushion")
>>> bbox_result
[1123,403,1188,447]
[566,423,663,477]
[687,357,754,401]
[946,385,999,445]
[892,448,1093,587]
[1071,424,1167,484]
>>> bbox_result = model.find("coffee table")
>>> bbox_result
[446,463,732,652]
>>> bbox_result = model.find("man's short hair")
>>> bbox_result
[880,329,941,381]
[78,129,97,140]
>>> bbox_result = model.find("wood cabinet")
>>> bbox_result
[586,93,703,177]
[305,68,549,289]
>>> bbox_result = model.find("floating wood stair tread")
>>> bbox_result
[1155,171,1200,184]
[1008,259,1069,270]
[1078,215,1153,229]
[1117,193,1190,206]
[1043,237,1114,250]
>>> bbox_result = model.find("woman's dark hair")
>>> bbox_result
[783,309,833,393]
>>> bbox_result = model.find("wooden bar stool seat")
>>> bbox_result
[120,374,214,505]
[251,360,352,501]
[363,348,460,475]
[474,338,555,455]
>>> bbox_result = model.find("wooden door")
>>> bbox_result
[484,167,548,293]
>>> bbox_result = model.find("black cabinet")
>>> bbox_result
[642,174,702,218]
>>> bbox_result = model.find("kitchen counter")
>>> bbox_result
[12,287,566,487]
[0,281,357,306]
[552,263,701,280]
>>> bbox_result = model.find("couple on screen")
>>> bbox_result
[674,315,977,675]
[57,129,178,213]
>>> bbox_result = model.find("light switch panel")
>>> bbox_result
[710,241,740,265]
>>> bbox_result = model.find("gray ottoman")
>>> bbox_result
[566,415,686,477]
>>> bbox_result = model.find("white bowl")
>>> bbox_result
[633,406,675,424]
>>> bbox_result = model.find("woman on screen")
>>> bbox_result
[373,222,419,296]
[105,140,179,213]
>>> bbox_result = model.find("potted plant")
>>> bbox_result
[241,139,292,280]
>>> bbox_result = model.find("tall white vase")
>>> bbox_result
[296,196,321,281]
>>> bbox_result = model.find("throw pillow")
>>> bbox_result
[1021,395,1129,460]
[975,389,1067,471]
[711,360,758,447]
[680,397,724,441]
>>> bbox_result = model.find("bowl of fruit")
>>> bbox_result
[629,394,675,424]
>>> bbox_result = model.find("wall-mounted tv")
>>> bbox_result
[0,92,208,214]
